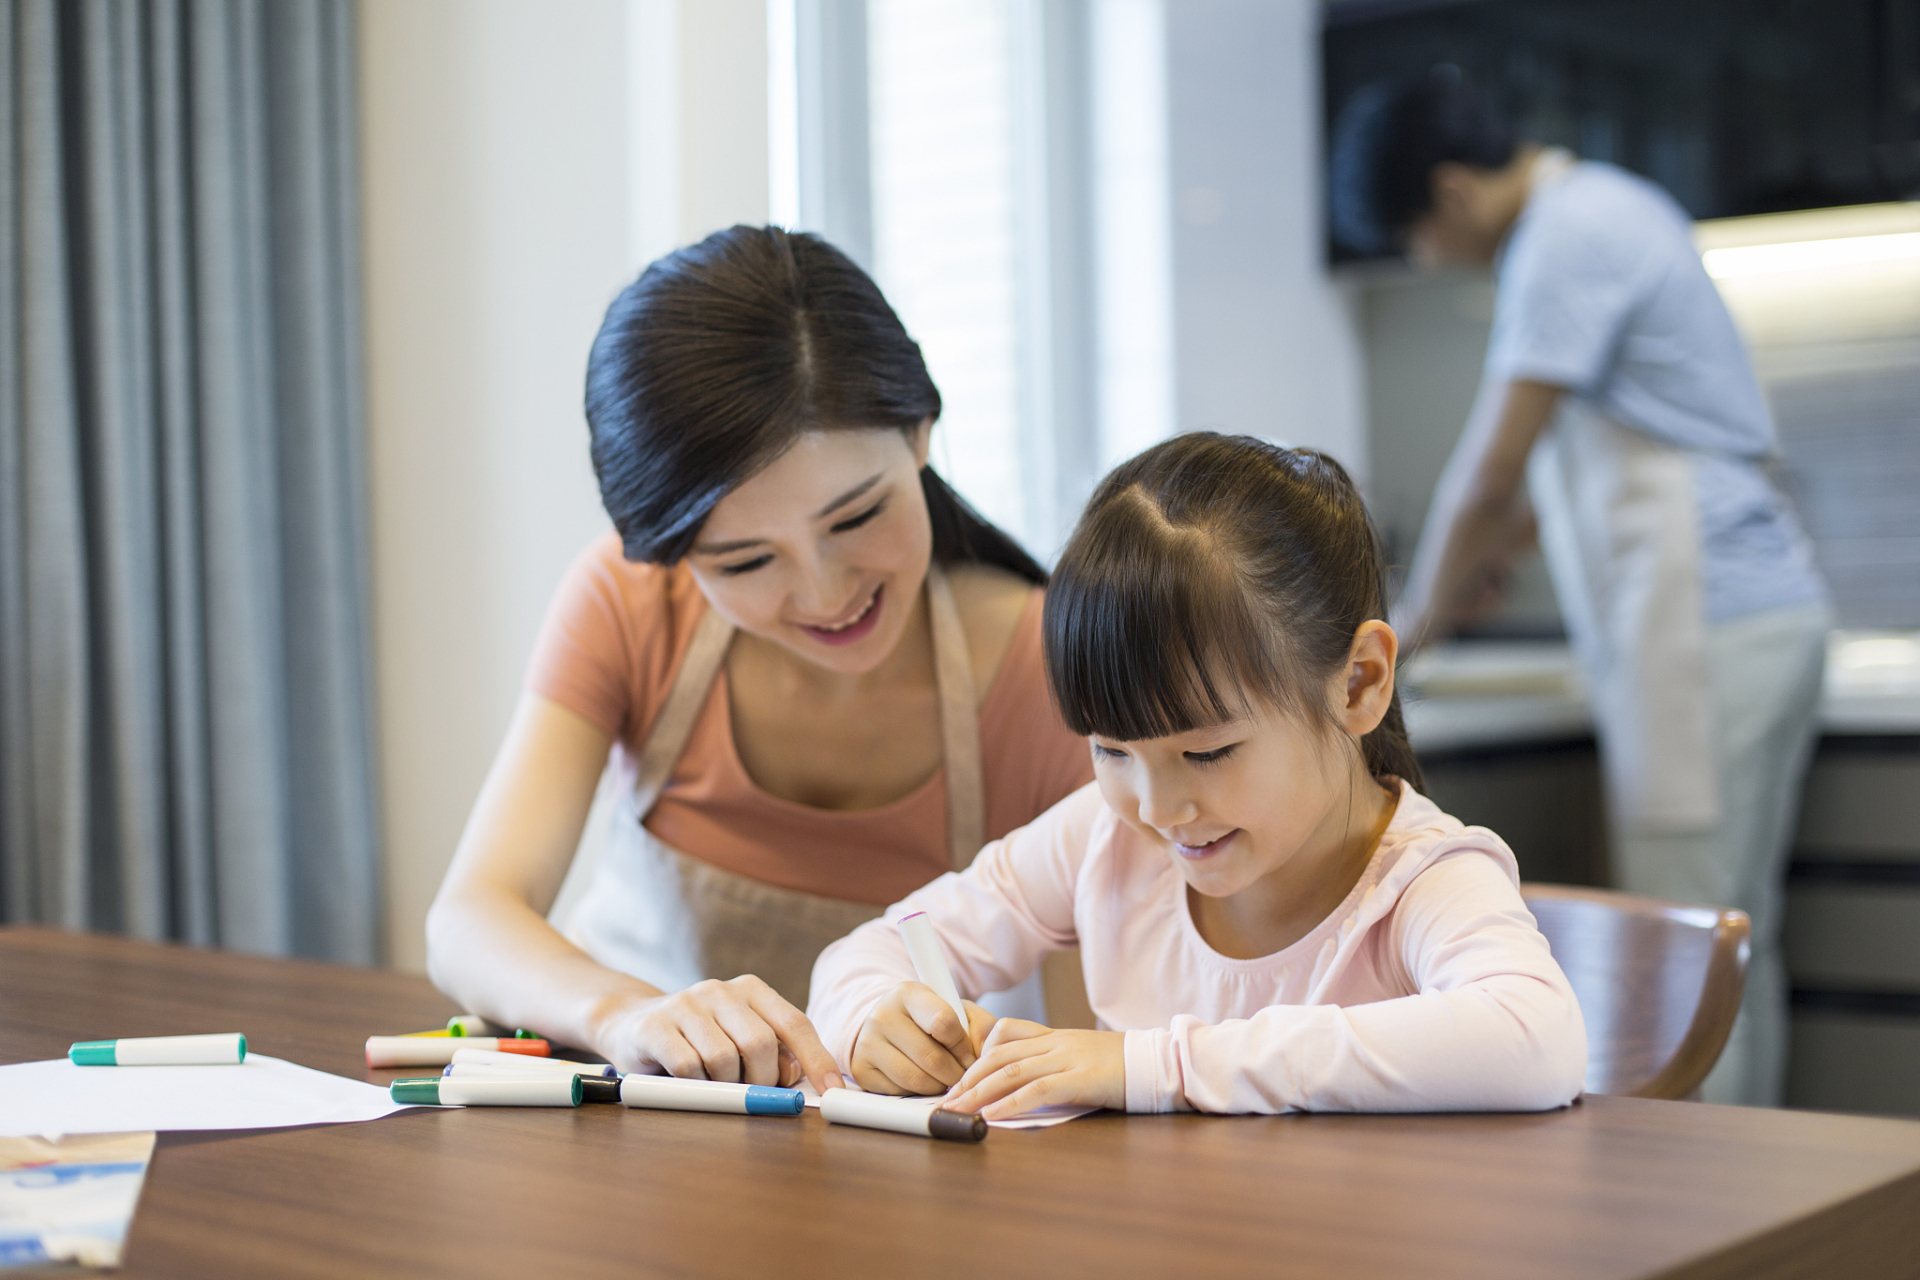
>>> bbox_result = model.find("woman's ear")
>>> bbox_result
[1339,620,1399,737]
[909,417,933,469]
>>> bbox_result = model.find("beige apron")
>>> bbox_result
[1527,399,1720,833]
[561,567,986,1010]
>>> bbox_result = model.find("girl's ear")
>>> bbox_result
[908,417,933,469]
[1340,621,1399,738]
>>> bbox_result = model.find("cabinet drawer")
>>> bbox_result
[1783,883,1920,989]
[1788,1009,1920,1118]
[1794,750,1920,860]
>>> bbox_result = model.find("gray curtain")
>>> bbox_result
[0,0,379,962]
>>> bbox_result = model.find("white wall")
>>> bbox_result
[359,0,770,973]
[1163,0,1368,478]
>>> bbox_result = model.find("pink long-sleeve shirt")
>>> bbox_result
[808,781,1588,1114]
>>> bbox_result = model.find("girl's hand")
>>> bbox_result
[944,1019,1125,1120]
[596,975,845,1093]
[851,982,997,1095]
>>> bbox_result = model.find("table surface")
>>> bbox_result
[5,927,1920,1280]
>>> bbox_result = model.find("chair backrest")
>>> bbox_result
[1521,884,1751,1100]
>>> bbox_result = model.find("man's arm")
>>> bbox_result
[1393,379,1564,650]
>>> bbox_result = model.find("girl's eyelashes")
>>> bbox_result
[1093,744,1129,761]
[718,554,774,577]
[1183,744,1239,766]
[829,500,887,535]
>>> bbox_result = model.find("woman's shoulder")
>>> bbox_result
[526,531,709,739]
[943,561,1042,707]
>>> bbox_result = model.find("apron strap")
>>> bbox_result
[927,566,986,871]
[631,606,735,816]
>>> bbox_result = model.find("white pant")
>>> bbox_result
[1609,603,1828,1107]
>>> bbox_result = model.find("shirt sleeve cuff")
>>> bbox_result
[1122,1028,1179,1113]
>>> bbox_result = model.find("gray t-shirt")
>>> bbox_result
[1486,159,1825,621]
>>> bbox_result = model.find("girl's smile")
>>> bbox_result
[1172,830,1240,860]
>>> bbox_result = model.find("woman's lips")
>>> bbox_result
[1173,831,1238,860]
[799,584,884,647]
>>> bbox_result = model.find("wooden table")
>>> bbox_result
[5,927,1920,1279]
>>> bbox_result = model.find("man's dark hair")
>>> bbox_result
[1328,68,1519,256]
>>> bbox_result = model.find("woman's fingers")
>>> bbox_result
[708,990,782,1086]
[740,979,845,1092]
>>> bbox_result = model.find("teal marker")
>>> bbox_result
[70,1033,248,1066]
[391,1074,581,1107]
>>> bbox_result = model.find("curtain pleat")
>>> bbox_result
[0,0,379,963]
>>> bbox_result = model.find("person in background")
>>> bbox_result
[809,434,1587,1120]
[1328,70,1830,1106]
[425,227,1092,1090]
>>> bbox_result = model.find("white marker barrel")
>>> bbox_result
[448,1047,610,1075]
[820,1088,987,1142]
[899,912,969,1035]
[445,1059,617,1080]
[619,1075,804,1116]
[364,1035,549,1067]
[69,1033,247,1066]
[390,1074,581,1107]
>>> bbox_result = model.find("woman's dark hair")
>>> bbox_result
[1329,68,1518,257]
[1044,432,1424,792]
[585,225,1045,584]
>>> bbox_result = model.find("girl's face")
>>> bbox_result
[1088,624,1399,901]
[686,425,934,676]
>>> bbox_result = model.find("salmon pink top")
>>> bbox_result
[525,533,1095,905]
[809,782,1589,1113]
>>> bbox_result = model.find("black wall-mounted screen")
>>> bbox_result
[1323,0,1920,261]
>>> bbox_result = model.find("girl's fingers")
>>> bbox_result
[904,984,974,1067]
[863,1037,951,1097]
[978,1016,1049,1053]
[980,1074,1070,1121]
[949,1037,1058,1107]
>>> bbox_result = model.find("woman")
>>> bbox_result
[425,227,1093,1091]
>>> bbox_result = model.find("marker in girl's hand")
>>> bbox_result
[899,912,968,1039]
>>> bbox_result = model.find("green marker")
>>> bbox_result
[70,1033,248,1066]
[391,1074,581,1107]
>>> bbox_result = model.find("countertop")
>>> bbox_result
[1404,631,1920,754]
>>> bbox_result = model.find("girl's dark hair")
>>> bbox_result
[585,225,1045,583]
[1044,433,1424,792]
[1329,68,1518,257]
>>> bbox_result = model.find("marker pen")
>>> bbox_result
[402,1028,455,1037]
[900,911,969,1035]
[447,1015,488,1036]
[820,1088,986,1142]
[445,1055,617,1079]
[442,1065,622,1103]
[69,1033,247,1066]
[365,1036,550,1068]
[390,1074,582,1107]
[619,1075,805,1116]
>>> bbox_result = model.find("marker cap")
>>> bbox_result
[928,1109,988,1142]
[68,1042,118,1066]
[391,1078,444,1105]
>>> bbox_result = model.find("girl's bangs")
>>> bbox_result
[1044,511,1283,743]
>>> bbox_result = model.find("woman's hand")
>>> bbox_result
[944,1019,1125,1120]
[595,975,844,1092]
[851,982,997,1095]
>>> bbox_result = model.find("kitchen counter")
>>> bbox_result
[1403,631,1920,754]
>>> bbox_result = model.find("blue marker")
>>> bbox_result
[619,1076,805,1116]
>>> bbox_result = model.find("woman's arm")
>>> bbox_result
[425,691,843,1089]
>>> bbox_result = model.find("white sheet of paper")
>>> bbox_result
[796,1081,1096,1129]
[0,1056,418,1140]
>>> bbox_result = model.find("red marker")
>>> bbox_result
[364,1036,551,1068]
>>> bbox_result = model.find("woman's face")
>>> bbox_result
[686,425,934,676]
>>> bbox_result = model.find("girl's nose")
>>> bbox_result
[1134,772,1198,833]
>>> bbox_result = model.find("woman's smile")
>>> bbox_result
[797,583,884,646]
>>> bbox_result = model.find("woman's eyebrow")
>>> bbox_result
[814,473,884,520]
[692,473,887,556]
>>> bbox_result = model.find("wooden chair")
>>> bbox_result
[1521,884,1751,1100]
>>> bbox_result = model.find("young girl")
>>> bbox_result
[807,433,1588,1118]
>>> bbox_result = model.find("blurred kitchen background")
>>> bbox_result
[3,0,1916,1117]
